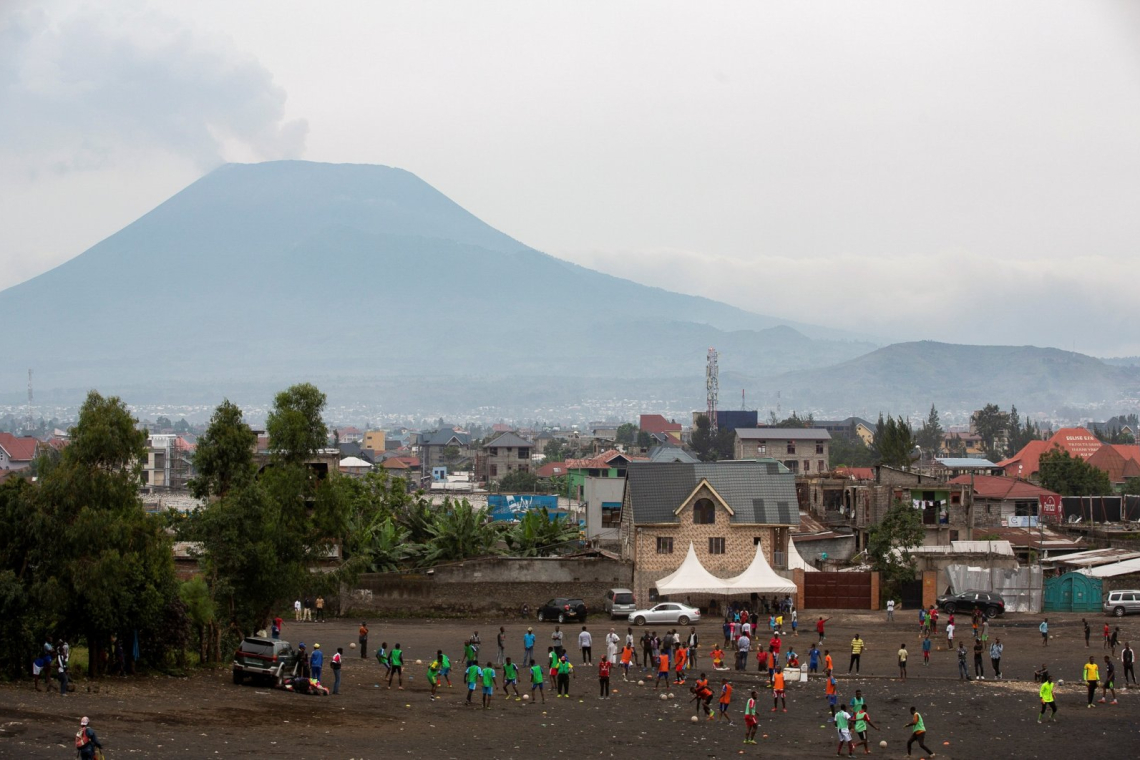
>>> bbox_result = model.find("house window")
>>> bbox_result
[804,460,811,472]
[816,443,824,454]
[518,448,529,459]
[489,447,498,456]
[693,498,715,524]
[656,537,674,554]
[786,443,796,454]
[818,460,824,472]
[757,444,767,455]
[490,464,498,477]
[709,537,726,555]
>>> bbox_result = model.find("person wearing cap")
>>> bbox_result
[523,627,536,668]
[75,717,102,759]
[310,643,324,683]
[297,642,310,680]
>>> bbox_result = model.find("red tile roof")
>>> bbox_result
[639,414,682,435]
[831,467,875,481]
[948,473,1060,501]
[1112,445,1140,465]
[381,456,420,470]
[538,461,569,478]
[0,433,39,462]
[1086,445,1136,483]
[997,427,1104,477]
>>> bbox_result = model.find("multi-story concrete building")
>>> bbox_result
[142,434,195,491]
[476,432,533,482]
[619,460,798,604]
[417,428,472,478]
[733,428,831,475]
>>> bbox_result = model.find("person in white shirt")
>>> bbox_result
[886,599,895,622]
[294,599,302,621]
[742,621,752,638]
[579,626,593,664]
[946,622,956,649]
[736,634,751,670]
[606,629,620,662]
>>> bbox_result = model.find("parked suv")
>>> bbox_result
[935,590,1005,618]
[232,637,300,686]
[1104,589,1140,617]
[604,588,637,619]
[536,598,588,623]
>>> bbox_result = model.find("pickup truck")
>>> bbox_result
[232,637,300,686]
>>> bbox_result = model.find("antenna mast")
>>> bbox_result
[25,369,34,433]
[706,348,719,434]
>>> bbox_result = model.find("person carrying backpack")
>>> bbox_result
[75,716,103,759]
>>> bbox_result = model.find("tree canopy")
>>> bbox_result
[866,499,925,601]
[873,414,917,469]
[1037,447,1112,496]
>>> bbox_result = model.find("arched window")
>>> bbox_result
[693,498,715,525]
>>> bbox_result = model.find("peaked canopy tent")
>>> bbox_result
[655,543,736,595]
[725,542,799,594]
[787,538,818,573]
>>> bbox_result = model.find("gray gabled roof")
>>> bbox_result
[625,460,798,526]
[736,428,831,441]
[422,428,471,447]
[647,446,700,464]
[484,431,533,449]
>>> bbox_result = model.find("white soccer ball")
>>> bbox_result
[879,740,887,748]
[415,659,423,665]
[349,643,356,649]
[638,680,645,686]
[1057,679,1064,686]
[523,694,530,701]
[668,692,675,699]
[660,693,669,701]
[691,715,699,723]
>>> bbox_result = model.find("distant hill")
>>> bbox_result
[761,341,1140,412]
[0,161,874,408]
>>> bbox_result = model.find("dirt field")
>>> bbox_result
[2,611,1138,758]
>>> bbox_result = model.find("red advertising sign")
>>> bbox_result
[1039,493,1060,522]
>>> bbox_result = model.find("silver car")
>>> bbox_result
[605,588,637,619]
[628,602,701,626]
[1104,589,1140,617]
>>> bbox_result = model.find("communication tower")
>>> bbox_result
[706,348,719,434]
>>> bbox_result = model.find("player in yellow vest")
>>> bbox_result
[1038,675,1056,722]
[1083,656,1099,707]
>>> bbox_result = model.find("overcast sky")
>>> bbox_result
[3,1,1140,355]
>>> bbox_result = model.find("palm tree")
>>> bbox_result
[423,498,502,564]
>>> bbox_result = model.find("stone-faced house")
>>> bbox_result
[476,431,534,482]
[620,460,799,604]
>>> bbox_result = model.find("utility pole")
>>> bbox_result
[24,369,34,434]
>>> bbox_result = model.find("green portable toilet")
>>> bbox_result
[1044,572,1102,612]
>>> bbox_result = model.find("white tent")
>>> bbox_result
[725,542,798,594]
[655,543,735,595]
[787,538,818,573]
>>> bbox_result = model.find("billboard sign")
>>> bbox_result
[487,494,560,521]
[1038,493,1060,522]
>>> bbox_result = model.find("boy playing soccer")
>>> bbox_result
[718,678,734,723]
[772,666,787,712]
[480,661,497,709]
[427,657,441,700]
[503,657,520,700]
[744,690,759,744]
[465,661,481,704]
[529,661,546,703]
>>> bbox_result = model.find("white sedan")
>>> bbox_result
[628,603,701,626]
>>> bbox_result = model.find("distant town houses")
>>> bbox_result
[0,432,39,470]
[475,431,533,481]
[416,427,472,477]
[732,427,830,475]
[998,426,1140,485]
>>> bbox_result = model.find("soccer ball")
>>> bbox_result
[660,693,669,701]
[638,680,645,686]
[349,643,356,649]
[523,694,531,702]
[415,659,423,665]
[1057,679,1064,686]
[879,740,887,748]
[691,715,699,723]
[668,692,675,699]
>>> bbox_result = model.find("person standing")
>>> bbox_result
[598,655,612,699]
[358,621,369,659]
[579,626,593,664]
[375,642,390,675]
[1099,655,1117,705]
[898,643,908,681]
[480,661,496,709]
[771,666,787,712]
[956,641,969,680]
[989,638,1003,680]
[1122,641,1135,686]
[556,654,573,698]
[303,597,313,622]
[625,627,637,666]
[56,646,69,696]
[848,634,864,674]
[825,670,839,722]
[1103,623,1111,649]
[296,643,310,680]
[75,717,102,760]
[906,706,935,757]
[294,599,302,622]
[1039,618,1048,647]
[523,627,536,668]
[1110,627,1121,656]
[1083,618,1091,648]
[440,650,452,687]
[551,626,564,659]
[655,651,670,689]
[808,643,821,675]
[1038,675,1056,723]
[718,678,734,723]
[973,637,985,679]
[388,643,404,689]
[427,656,441,701]
[743,690,759,744]
[331,647,343,695]
[465,660,481,705]
[1083,656,1100,708]
[529,660,546,703]
[921,633,932,666]
[736,632,750,671]
[310,643,324,683]
[315,595,325,623]
[835,703,854,757]
[946,621,954,650]
[496,627,506,665]
[816,616,830,642]
[607,628,620,664]
[886,598,895,622]
[687,626,699,666]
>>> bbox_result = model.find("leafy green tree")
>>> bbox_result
[154,416,173,430]
[356,518,419,572]
[615,423,637,446]
[179,575,216,663]
[916,404,943,457]
[505,508,578,557]
[423,498,502,564]
[872,414,917,469]
[772,412,813,428]
[496,469,542,493]
[1038,448,1112,496]
[265,383,329,465]
[543,439,567,463]
[173,418,192,434]
[636,430,653,449]
[866,499,925,601]
[1122,477,1140,496]
[690,414,716,461]
[715,427,736,460]
[972,404,1008,455]
[441,445,462,470]
[828,435,876,468]
[190,400,256,500]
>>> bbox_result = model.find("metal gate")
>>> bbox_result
[1044,572,1102,612]
[898,579,924,609]
[804,572,872,609]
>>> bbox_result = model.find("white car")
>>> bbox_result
[628,603,701,626]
